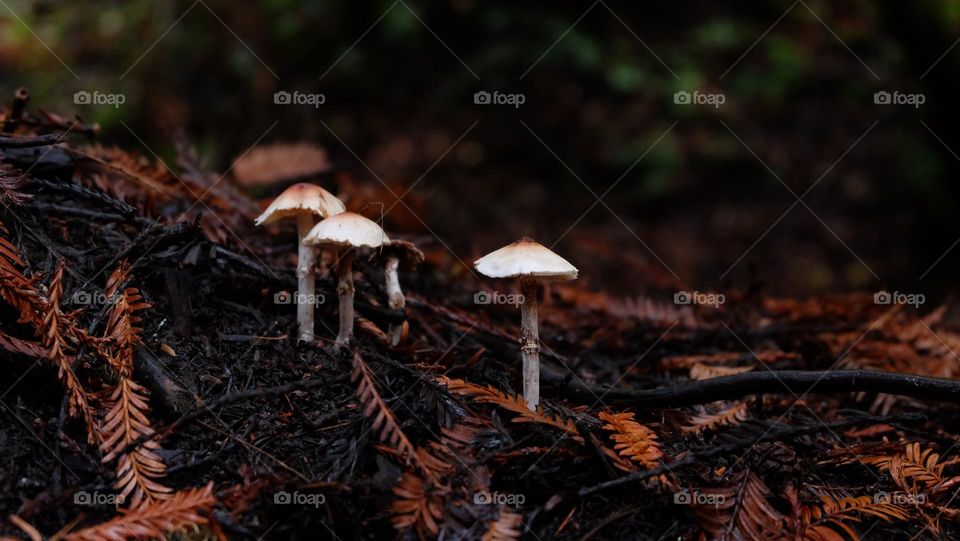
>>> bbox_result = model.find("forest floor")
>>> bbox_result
[1,111,960,541]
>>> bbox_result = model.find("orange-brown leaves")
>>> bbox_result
[98,262,171,507]
[441,377,582,442]
[391,472,444,537]
[63,482,216,541]
[352,353,419,465]
[682,401,751,433]
[598,411,662,469]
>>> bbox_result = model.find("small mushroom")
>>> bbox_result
[474,237,578,410]
[303,212,388,346]
[375,239,424,346]
[254,183,345,342]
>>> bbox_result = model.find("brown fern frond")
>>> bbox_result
[0,163,33,206]
[0,331,48,357]
[352,353,419,465]
[440,377,583,442]
[99,378,172,507]
[693,472,785,540]
[482,509,523,541]
[598,411,662,469]
[689,362,754,380]
[103,262,150,376]
[63,482,216,541]
[682,401,750,433]
[391,472,443,537]
[793,494,911,540]
[42,260,98,442]
[871,443,945,490]
[98,263,170,507]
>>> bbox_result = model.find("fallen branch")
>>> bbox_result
[0,133,62,148]
[545,369,960,407]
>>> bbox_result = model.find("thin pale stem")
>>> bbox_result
[520,277,539,411]
[385,256,404,346]
[336,249,355,346]
[295,214,315,342]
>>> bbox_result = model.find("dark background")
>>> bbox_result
[2,0,959,299]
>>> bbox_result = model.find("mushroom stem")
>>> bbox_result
[295,214,316,342]
[385,255,404,346]
[336,248,355,346]
[519,277,540,411]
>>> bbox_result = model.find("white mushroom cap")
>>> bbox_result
[474,237,578,280]
[303,212,389,249]
[254,183,346,226]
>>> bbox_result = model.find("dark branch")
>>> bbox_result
[545,369,960,407]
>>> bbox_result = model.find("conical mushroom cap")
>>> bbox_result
[474,237,578,280]
[254,183,346,226]
[303,212,389,249]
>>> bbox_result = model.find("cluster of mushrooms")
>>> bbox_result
[257,183,578,411]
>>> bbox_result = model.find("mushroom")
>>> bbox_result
[303,212,388,346]
[254,183,345,342]
[375,239,424,346]
[474,238,578,410]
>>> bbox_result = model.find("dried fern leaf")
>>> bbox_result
[598,411,662,469]
[689,362,754,380]
[64,482,216,541]
[693,472,785,540]
[682,401,750,433]
[794,494,911,541]
[482,509,523,541]
[98,263,171,507]
[352,353,419,465]
[391,472,443,537]
[440,377,583,442]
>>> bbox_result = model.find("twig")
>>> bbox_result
[545,369,960,407]
[0,133,62,148]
